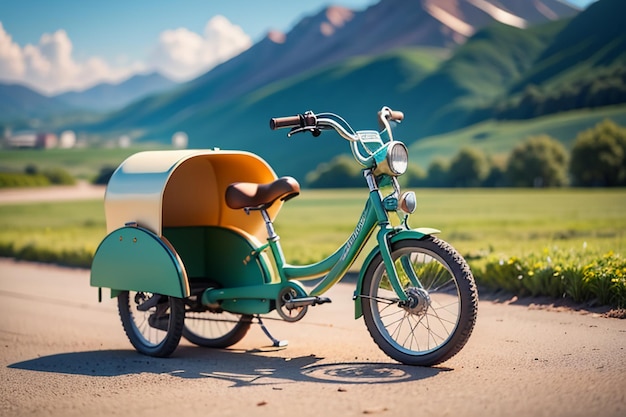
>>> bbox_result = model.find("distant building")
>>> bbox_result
[119,135,131,148]
[35,133,58,148]
[172,131,188,149]
[59,130,76,148]
[6,131,58,149]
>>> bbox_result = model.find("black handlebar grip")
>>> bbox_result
[270,115,302,130]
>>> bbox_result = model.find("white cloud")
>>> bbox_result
[0,22,25,82]
[0,15,251,95]
[0,22,142,94]
[149,15,252,81]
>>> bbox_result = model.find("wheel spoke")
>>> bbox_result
[183,309,252,348]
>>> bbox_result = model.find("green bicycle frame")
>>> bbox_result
[205,170,431,305]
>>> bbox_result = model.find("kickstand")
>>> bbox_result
[255,315,288,347]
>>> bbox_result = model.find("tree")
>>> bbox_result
[424,157,450,187]
[305,155,362,188]
[399,163,426,188]
[506,135,568,187]
[447,147,490,187]
[569,119,626,187]
[482,156,507,187]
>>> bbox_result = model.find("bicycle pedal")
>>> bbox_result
[284,296,332,309]
[314,296,332,305]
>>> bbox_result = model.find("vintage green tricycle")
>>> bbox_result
[91,107,478,366]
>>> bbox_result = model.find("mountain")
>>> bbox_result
[397,18,570,135]
[0,72,176,125]
[92,0,578,132]
[54,72,177,111]
[70,0,626,184]
[0,83,72,122]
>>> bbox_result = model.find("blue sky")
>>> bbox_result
[0,1,378,63]
[0,0,596,94]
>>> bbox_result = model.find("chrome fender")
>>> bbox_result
[353,227,440,318]
[91,226,190,299]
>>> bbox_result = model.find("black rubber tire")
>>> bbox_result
[361,236,478,366]
[183,312,252,348]
[118,291,185,357]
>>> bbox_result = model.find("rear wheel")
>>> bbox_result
[361,236,478,366]
[118,291,185,357]
[182,282,253,348]
[183,310,252,348]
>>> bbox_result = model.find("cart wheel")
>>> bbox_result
[118,291,184,357]
[183,310,252,348]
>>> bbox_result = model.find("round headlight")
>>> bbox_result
[371,141,409,176]
[399,191,417,214]
[387,141,408,176]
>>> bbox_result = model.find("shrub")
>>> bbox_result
[0,172,50,188]
[92,166,117,185]
[41,167,76,185]
[474,248,626,308]
[582,251,626,308]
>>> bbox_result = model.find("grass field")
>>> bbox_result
[276,188,626,263]
[0,144,168,180]
[1,188,624,264]
[1,188,625,306]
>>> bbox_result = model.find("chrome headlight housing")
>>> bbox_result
[373,141,409,176]
[399,191,417,214]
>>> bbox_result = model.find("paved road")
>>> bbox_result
[0,258,625,417]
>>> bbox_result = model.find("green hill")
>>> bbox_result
[144,47,447,180]
[513,0,626,91]
[396,19,569,137]
[408,104,626,169]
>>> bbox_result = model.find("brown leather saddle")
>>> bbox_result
[225,176,300,210]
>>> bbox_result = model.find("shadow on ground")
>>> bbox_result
[9,345,449,385]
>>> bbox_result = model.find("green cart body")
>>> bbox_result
[91,149,284,314]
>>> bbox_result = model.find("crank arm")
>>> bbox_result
[284,296,331,310]
[136,294,162,311]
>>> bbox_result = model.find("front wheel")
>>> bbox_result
[118,291,185,357]
[361,236,478,366]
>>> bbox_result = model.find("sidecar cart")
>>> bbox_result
[91,148,287,312]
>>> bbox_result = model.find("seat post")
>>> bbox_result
[259,208,278,240]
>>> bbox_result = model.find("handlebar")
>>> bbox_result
[269,106,403,142]
[270,106,405,168]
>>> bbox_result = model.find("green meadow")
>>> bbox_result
[1,188,625,307]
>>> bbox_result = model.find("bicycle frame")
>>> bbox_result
[201,169,434,309]
[277,171,406,298]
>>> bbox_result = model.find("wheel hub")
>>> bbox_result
[400,287,431,315]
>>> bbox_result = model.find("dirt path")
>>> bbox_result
[0,181,105,205]
[0,258,625,417]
